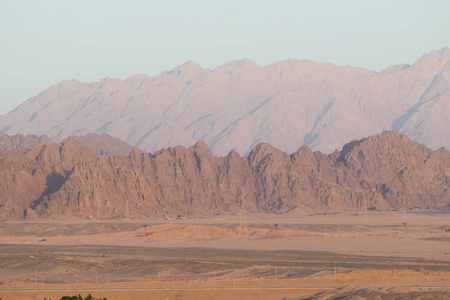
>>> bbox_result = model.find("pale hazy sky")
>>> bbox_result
[1,0,449,115]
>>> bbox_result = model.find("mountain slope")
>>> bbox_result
[0,131,448,220]
[1,49,449,155]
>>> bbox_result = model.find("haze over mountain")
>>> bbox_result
[1,48,449,155]
[0,131,449,220]
[0,132,135,158]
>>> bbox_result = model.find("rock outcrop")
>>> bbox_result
[0,131,449,220]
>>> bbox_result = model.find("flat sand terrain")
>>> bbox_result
[1,211,450,299]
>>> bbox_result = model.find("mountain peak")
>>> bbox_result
[423,47,450,61]
[217,58,259,72]
[169,60,204,75]
[413,47,450,71]
[431,47,450,57]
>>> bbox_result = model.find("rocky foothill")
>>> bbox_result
[0,131,448,220]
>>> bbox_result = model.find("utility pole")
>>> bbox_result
[364,198,368,224]
[238,189,247,238]
[96,198,100,219]
[402,197,407,226]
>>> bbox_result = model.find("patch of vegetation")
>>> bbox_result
[43,294,107,300]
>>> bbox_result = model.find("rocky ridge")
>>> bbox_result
[0,131,448,220]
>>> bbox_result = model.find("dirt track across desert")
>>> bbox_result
[1,211,450,299]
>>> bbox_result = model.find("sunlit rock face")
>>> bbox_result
[0,131,449,220]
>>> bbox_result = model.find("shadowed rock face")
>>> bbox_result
[0,131,449,220]
[1,49,450,156]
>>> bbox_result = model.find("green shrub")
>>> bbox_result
[58,294,104,300]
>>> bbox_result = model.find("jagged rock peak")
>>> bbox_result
[339,130,429,158]
[291,145,315,161]
[129,147,142,156]
[422,47,450,61]
[192,140,212,154]
[249,142,288,155]
[412,47,450,71]
[248,142,290,167]
[226,149,241,158]
[167,60,205,78]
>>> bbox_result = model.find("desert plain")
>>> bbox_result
[1,210,450,300]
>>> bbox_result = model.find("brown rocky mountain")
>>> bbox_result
[0,131,449,220]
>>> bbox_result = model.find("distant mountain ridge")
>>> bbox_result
[0,131,449,220]
[72,133,137,158]
[0,132,53,152]
[0,132,136,158]
[1,48,449,155]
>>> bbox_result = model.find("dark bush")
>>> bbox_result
[59,294,104,300]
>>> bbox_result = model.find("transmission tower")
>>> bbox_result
[238,190,247,238]
[96,198,100,219]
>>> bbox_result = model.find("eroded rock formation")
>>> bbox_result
[0,131,449,220]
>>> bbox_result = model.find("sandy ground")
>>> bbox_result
[1,211,450,299]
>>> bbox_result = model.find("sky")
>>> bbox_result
[1,0,449,115]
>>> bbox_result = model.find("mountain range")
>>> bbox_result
[1,48,449,155]
[0,131,449,220]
